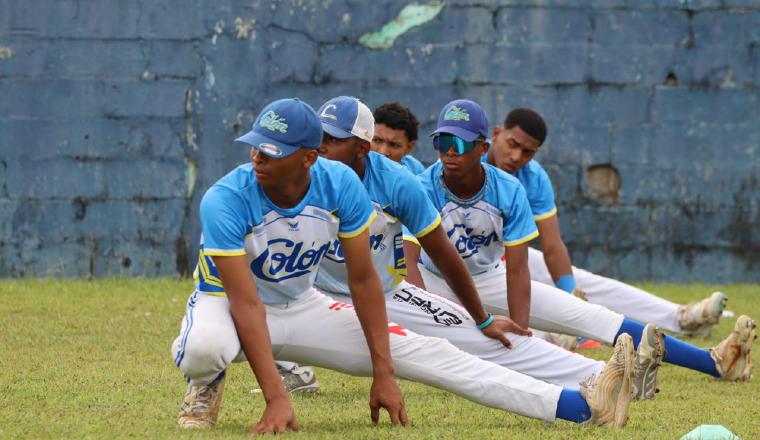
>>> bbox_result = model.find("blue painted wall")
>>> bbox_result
[1,0,759,282]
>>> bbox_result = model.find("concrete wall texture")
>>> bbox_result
[1,0,759,282]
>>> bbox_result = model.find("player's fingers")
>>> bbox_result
[400,406,410,427]
[387,404,401,425]
[497,333,513,349]
[370,404,380,426]
[288,417,299,432]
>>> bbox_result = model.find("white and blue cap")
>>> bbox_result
[317,96,374,142]
[235,98,323,158]
[431,99,489,142]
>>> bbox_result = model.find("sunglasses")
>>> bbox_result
[433,134,481,154]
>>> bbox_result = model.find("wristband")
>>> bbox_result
[555,274,576,294]
[476,313,494,330]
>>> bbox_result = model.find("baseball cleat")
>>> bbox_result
[178,371,226,429]
[580,333,635,428]
[711,315,756,382]
[632,323,665,400]
[278,364,320,393]
[677,291,727,337]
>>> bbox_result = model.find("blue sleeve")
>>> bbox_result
[393,168,441,238]
[336,169,377,238]
[199,186,251,256]
[503,184,539,247]
[402,155,425,175]
[529,167,557,221]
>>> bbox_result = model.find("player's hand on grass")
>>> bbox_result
[481,315,532,349]
[369,374,409,427]
[250,395,298,435]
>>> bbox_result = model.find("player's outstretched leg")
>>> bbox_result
[527,248,727,336]
[615,316,756,381]
[711,315,757,381]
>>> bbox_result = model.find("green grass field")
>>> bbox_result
[1,279,759,439]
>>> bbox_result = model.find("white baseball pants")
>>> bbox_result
[528,248,682,333]
[171,288,562,422]
[419,264,625,345]
[321,282,605,389]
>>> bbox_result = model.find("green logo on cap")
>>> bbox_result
[443,106,470,121]
[260,111,289,133]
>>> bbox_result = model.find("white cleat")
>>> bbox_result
[279,364,320,393]
[580,333,635,428]
[178,372,226,429]
[677,291,727,338]
[711,315,756,382]
[632,324,665,400]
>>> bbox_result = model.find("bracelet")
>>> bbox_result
[476,313,494,330]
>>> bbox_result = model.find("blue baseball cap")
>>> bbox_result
[235,98,323,158]
[431,99,489,142]
[318,96,375,142]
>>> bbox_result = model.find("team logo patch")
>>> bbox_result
[443,105,470,121]
[258,143,283,157]
[320,103,338,120]
[259,111,289,133]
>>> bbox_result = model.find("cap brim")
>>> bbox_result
[430,126,480,142]
[321,122,354,139]
[235,130,300,158]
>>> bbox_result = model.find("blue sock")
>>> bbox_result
[614,319,720,377]
[555,389,591,423]
[554,274,576,293]
[662,335,720,377]
[614,319,644,347]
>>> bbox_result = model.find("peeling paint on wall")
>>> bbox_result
[184,157,198,199]
[234,17,256,39]
[359,1,445,49]
[0,47,13,59]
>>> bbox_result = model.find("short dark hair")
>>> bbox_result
[504,108,547,146]
[373,102,419,142]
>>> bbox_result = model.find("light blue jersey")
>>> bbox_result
[316,152,441,294]
[481,155,557,221]
[401,154,426,175]
[413,161,539,276]
[194,158,376,304]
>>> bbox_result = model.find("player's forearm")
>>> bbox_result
[507,262,530,328]
[402,240,425,289]
[423,237,488,324]
[228,297,289,403]
[543,241,573,282]
[349,274,395,377]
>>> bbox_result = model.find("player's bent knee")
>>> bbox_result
[176,323,240,376]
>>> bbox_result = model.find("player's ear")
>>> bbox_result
[249,147,256,162]
[480,140,490,156]
[492,125,502,140]
[356,140,371,160]
[303,149,319,168]
[406,140,416,154]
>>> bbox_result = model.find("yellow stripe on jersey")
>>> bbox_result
[337,211,378,239]
[403,235,421,246]
[504,230,540,247]
[534,208,558,222]
[198,251,224,288]
[203,248,247,257]
[414,214,441,238]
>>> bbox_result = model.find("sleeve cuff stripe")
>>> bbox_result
[403,236,421,246]
[534,208,558,222]
[204,249,247,256]
[504,230,540,247]
[338,211,377,239]
[413,215,441,238]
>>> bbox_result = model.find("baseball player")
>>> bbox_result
[485,107,728,339]
[315,96,666,401]
[403,99,756,386]
[371,102,426,174]
[170,98,636,432]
